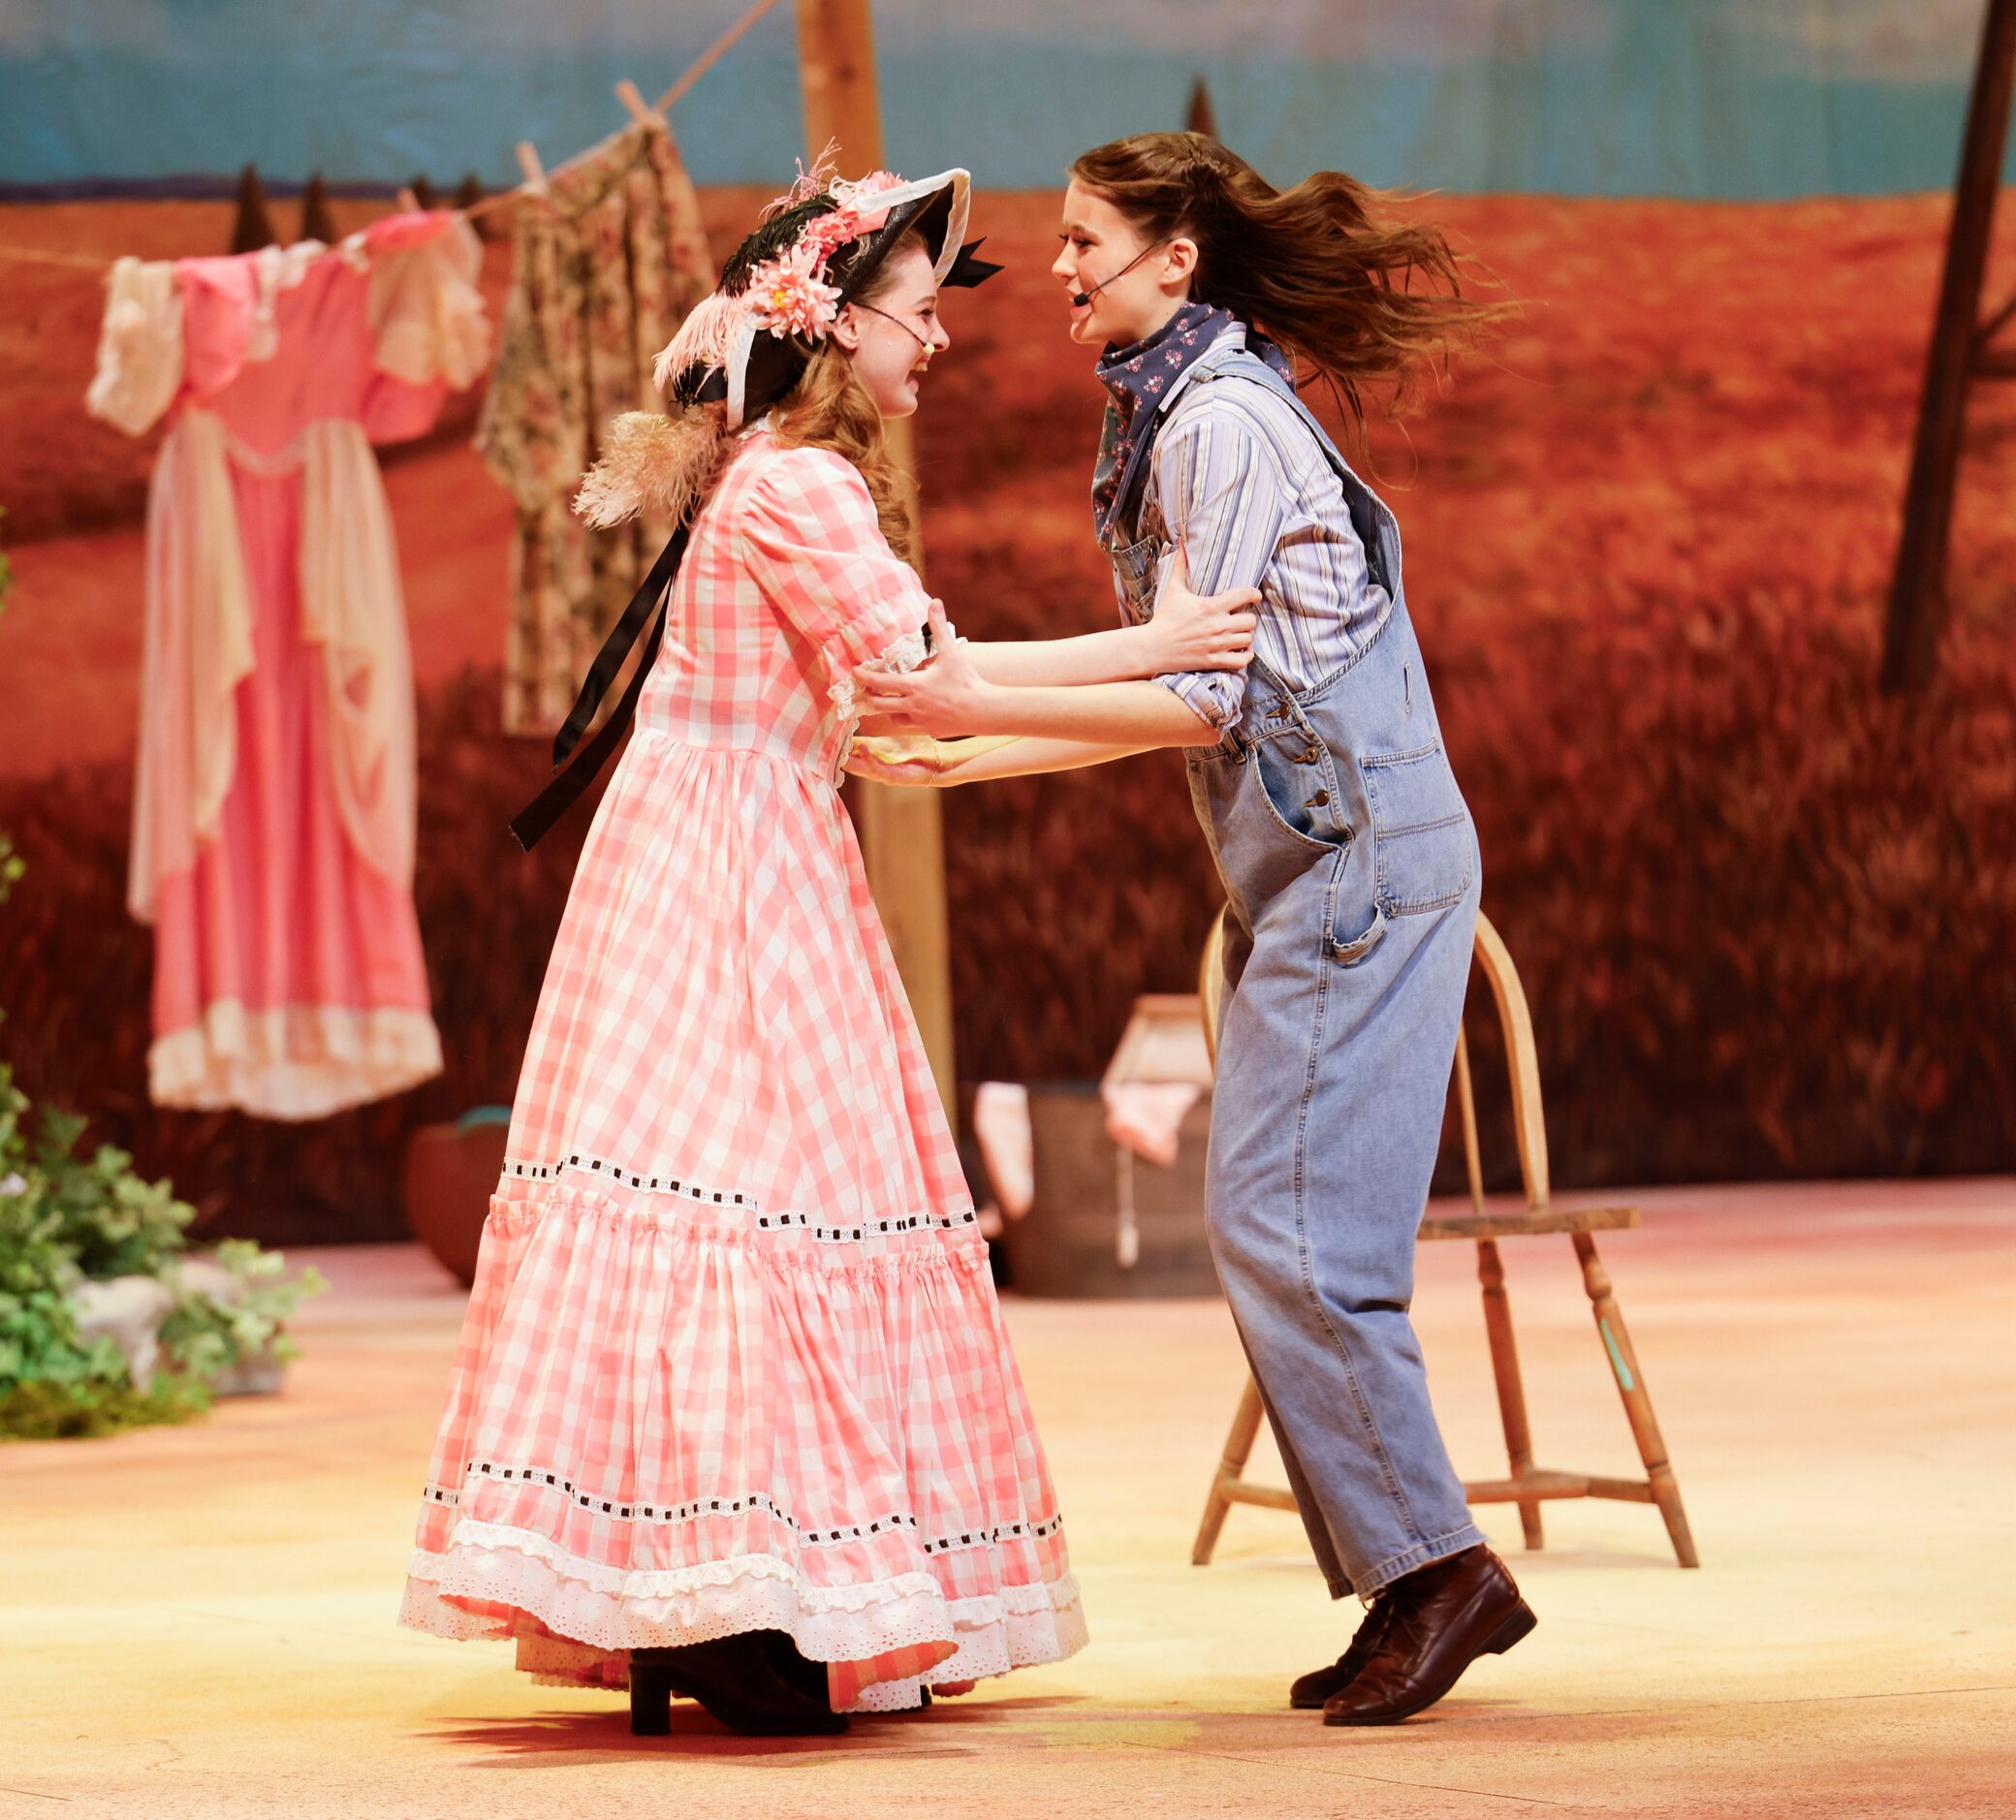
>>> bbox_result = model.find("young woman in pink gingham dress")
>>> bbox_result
[398,421,1086,1711]
[398,164,1259,1732]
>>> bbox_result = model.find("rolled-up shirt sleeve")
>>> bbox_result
[1146,404,1287,732]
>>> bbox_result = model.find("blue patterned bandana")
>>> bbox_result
[1089,301,1294,543]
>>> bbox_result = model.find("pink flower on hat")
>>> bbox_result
[831,170,902,234]
[745,242,843,340]
[799,207,863,267]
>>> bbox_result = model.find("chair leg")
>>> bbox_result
[1475,1238,1544,1551]
[1192,1375,1267,1566]
[1572,1232,1700,1568]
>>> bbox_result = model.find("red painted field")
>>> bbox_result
[1,189,2011,1237]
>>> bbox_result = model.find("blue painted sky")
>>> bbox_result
[1,0,2006,198]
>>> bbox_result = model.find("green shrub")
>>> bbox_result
[0,1079,323,1440]
[0,1155,128,1396]
[159,1239,325,1382]
[0,682,322,1439]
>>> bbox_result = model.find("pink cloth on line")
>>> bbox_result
[87,214,488,1118]
[398,433,1086,1712]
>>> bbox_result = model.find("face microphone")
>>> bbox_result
[1072,238,1173,308]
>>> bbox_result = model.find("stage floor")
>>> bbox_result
[4,1178,2012,1818]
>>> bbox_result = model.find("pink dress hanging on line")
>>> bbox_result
[86,213,489,1118]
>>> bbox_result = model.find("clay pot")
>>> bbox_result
[401,1112,510,1287]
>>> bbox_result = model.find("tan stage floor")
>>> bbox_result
[4,1178,2012,1818]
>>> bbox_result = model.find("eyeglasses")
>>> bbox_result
[854,300,940,353]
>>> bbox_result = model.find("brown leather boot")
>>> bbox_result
[1288,1597,1394,1709]
[1321,1546,1534,1726]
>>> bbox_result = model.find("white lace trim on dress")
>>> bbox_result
[828,625,931,722]
[244,241,326,363]
[149,1002,442,1120]
[125,411,257,918]
[296,418,420,887]
[368,217,489,389]
[399,1519,1086,1705]
[85,257,184,437]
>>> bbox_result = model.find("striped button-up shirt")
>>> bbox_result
[1126,328,1394,733]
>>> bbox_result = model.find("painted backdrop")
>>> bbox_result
[5,0,2016,197]
[1,2,2011,1239]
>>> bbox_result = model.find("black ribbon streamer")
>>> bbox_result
[944,237,1003,287]
[508,524,690,852]
[512,228,1001,852]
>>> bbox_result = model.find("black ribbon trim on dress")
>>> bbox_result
[508,524,690,853]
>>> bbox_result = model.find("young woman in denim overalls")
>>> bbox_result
[857,132,1536,1726]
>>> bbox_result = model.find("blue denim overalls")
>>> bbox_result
[1109,342,1486,1596]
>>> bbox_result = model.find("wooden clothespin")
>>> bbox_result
[614,78,664,130]
[515,141,549,194]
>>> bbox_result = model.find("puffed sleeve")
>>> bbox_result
[739,446,935,718]
[367,212,489,392]
[84,256,185,437]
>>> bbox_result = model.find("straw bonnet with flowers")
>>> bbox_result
[511,156,998,847]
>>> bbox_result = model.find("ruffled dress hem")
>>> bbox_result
[398,1522,1086,1713]
[148,1002,443,1119]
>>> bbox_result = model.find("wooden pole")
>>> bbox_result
[795,0,959,1126]
[1882,0,2016,693]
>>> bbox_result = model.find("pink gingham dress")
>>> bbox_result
[399,431,1086,1710]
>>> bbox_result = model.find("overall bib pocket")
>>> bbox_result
[1360,739,1473,913]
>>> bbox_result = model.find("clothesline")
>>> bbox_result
[0,243,112,271]
[0,0,784,274]
[463,0,784,220]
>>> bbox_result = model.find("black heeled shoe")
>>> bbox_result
[759,1630,833,1705]
[628,1634,848,1738]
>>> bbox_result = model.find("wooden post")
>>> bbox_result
[795,0,959,1124]
[1882,0,2016,692]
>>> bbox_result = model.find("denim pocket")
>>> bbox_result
[1330,899,1387,965]
[1254,732,1346,857]
[1361,739,1473,913]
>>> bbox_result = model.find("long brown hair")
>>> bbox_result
[1070,132,1510,445]
[771,229,924,564]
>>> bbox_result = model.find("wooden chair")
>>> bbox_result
[1191,906,1699,1570]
